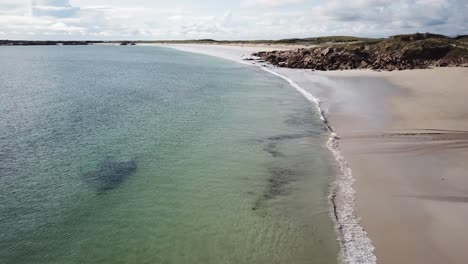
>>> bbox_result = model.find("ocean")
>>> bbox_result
[0,45,339,264]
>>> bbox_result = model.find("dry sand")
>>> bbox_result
[155,43,468,264]
[147,43,311,64]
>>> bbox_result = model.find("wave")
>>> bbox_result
[162,45,376,264]
[257,65,377,264]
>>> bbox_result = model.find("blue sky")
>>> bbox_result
[1,0,467,40]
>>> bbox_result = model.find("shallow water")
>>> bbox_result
[0,45,338,264]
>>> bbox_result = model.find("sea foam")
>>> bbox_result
[257,64,377,264]
[165,45,377,264]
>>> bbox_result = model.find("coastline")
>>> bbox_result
[157,43,377,263]
[153,43,468,264]
[1,44,341,264]
[272,67,468,264]
[320,68,468,264]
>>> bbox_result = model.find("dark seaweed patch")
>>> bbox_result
[263,167,296,199]
[263,142,284,158]
[252,167,296,211]
[253,133,311,210]
[83,159,137,193]
[285,112,315,128]
[266,134,308,142]
[261,134,309,158]
[284,110,329,133]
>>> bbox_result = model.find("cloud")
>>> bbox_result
[0,0,466,40]
[32,0,79,17]
[0,0,30,15]
[308,0,467,36]
[241,0,305,7]
[0,15,86,35]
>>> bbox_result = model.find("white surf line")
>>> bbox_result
[160,45,376,264]
[258,66,376,264]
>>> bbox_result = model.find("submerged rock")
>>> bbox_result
[83,159,138,193]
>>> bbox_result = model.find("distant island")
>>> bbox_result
[0,40,104,46]
[0,40,137,46]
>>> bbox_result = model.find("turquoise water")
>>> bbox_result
[0,46,338,264]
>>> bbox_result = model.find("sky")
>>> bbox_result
[0,0,467,40]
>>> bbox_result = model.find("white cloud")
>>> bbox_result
[0,0,466,40]
[241,0,305,7]
[308,0,467,35]
[0,15,85,34]
[31,0,79,17]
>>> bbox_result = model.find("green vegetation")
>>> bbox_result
[255,36,382,45]
[253,33,468,71]
[455,35,468,43]
[135,36,382,46]
[343,33,468,59]
[2,33,467,49]
[129,34,464,49]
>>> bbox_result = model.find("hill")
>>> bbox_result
[142,36,381,46]
[252,33,468,71]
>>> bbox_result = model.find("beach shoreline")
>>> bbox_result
[152,43,468,264]
[157,43,377,263]
[322,68,468,264]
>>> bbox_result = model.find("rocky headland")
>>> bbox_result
[252,33,468,71]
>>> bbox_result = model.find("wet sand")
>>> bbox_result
[282,67,468,264]
[322,68,468,264]
[157,43,468,263]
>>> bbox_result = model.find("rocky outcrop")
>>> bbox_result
[252,34,468,71]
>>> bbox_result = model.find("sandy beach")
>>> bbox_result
[323,68,468,264]
[158,43,468,264]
